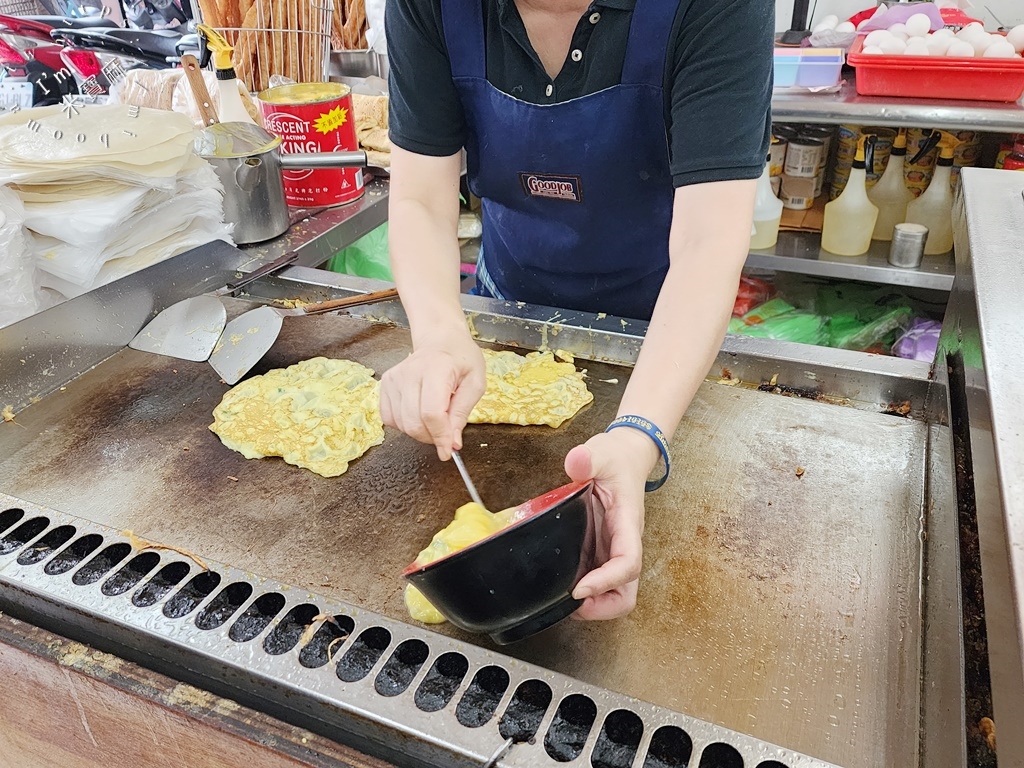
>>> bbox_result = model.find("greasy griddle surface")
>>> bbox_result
[0,309,925,768]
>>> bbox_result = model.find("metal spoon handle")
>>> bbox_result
[451,451,484,507]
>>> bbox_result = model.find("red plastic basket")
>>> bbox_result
[847,36,1024,103]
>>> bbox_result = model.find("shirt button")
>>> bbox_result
[545,84,553,96]
[571,49,583,62]
[589,12,600,23]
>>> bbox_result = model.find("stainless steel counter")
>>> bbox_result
[943,168,1024,767]
[772,77,1024,132]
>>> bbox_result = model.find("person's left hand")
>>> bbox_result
[564,428,660,620]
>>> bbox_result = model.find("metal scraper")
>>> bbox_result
[208,287,399,384]
[128,250,299,362]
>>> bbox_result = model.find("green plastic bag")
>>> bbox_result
[736,311,828,346]
[326,223,392,281]
[827,306,914,351]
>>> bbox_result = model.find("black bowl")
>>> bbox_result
[404,480,598,645]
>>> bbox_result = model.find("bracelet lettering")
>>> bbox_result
[604,415,671,492]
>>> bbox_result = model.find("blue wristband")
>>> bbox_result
[605,415,671,492]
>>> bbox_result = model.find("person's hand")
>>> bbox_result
[564,428,660,620]
[379,329,486,460]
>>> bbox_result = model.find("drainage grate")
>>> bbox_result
[0,493,838,768]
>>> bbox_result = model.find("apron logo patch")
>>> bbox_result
[520,173,583,203]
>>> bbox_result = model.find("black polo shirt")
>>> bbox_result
[386,0,773,188]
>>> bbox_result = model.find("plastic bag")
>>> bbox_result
[892,319,942,362]
[327,223,392,281]
[365,0,387,54]
[741,297,794,325]
[0,186,37,328]
[737,311,828,346]
[732,275,774,317]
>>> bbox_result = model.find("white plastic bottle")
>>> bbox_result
[821,136,879,256]
[905,131,959,255]
[868,128,913,241]
[198,24,257,125]
[750,156,784,250]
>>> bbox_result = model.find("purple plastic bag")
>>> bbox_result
[892,319,942,362]
[860,2,944,32]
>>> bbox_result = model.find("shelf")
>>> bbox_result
[772,77,1024,133]
[746,230,955,291]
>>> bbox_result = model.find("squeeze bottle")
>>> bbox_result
[821,135,878,257]
[905,131,960,255]
[197,24,257,125]
[868,128,913,241]
[750,155,784,249]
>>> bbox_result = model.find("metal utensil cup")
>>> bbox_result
[888,222,930,269]
[195,122,366,245]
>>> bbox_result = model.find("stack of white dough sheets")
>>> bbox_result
[0,103,233,307]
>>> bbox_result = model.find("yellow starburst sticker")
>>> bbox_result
[314,107,348,134]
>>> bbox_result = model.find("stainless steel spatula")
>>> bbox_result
[209,287,399,384]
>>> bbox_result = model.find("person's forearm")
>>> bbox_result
[617,181,755,445]
[388,149,464,349]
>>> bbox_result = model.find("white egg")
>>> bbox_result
[861,45,885,55]
[946,40,976,57]
[957,22,985,37]
[932,27,955,38]
[865,29,892,47]
[904,38,931,55]
[983,40,1019,58]
[968,34,998,54]
[815,14,839,30]
[1007,24,1024,53]
[927,35,953,55]
[835,21,856,33]
[888,23,909,40]
[879,36,908,54]
[905,13,931,37]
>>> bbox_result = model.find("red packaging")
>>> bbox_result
[258,82,365,208]
[733,275,775,317]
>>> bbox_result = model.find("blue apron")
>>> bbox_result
[442,0,676,321]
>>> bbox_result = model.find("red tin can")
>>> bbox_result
[257,82,365,208]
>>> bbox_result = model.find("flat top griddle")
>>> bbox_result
[0,304,926,768]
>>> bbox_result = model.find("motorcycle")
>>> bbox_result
[49,24,200,95]
[0,13,110,107]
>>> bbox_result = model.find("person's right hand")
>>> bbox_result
[379,329,486,460]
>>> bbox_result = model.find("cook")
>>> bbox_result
[380,0,773,620]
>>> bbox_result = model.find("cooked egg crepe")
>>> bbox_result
[209,357,383,477]
[469,350,592,427]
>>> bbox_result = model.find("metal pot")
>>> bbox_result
[195,122,366,245]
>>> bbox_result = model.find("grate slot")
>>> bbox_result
[591,709,644,768]
[336,626,391,683]
[132,561,191,607]
[102,552,161,596]
[499,679,553,743]
[0,508,25,536]
[17,526,76,566]
[0,516,50,556]
[456,665,510,729]
[755,762,789,768]
[73,543,132,586]
[299,614,354,668]
[643,726,693,768]
[698,743,744,768]
[264,603,320,656]
[545,694,598,763]
[228,592,287,642]
[415,652,469,713]
[195,581,253,630]
[163,571,223,619]
[44,534,103,576]
[375,639,430,697]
